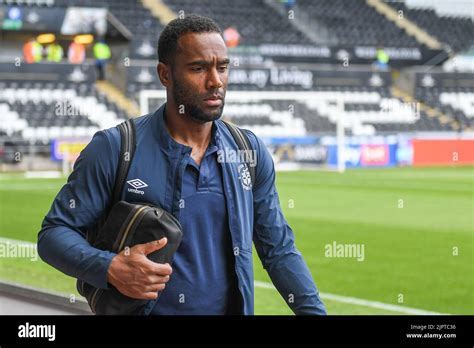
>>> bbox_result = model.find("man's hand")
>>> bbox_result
[107,237,172,300]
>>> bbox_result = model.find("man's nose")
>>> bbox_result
[206,67,223,90]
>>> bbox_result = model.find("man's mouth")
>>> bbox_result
[203,95,223,107]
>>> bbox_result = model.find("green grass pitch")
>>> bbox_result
[0,166,472,315]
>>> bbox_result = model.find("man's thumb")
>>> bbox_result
[138,238,167,255]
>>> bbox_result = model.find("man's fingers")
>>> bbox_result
[127,292,158,300]
[124,290,160,300]
[144,283,166,292]
[146,262,172,276]
[144,275,170,285]
[134,238,168,256]
[141,292,159,300]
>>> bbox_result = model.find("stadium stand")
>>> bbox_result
[0,80,127,141]
[0,0,471,165]
[385,1,474,52]
[416,86,474,130]
[295,0,420,47]
[162,0,314,45]
[4,0,470,51]
[58,0,164,38]
[0,0,164,38]
[223,87,449,135]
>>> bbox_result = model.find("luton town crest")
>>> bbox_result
[238,164,252,190]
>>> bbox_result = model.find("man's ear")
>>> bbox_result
[157,62,170,87]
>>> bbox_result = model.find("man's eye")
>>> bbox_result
[191,67,203,72]
[218,66,228,72]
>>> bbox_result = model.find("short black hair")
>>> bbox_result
[158,14,222,65]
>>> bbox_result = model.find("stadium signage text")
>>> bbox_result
[250,44,448,66]
[354,46,422,60]
[51,138,89,161]
[292,145,327,162]
[229,68,313,89]
[361,145,389,166]
[258,44,331,58]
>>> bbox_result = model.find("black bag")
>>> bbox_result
[77,118,255,315]
[77,120,183,315]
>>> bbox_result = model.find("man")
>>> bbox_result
[23,38,43,64]
[46,41,63,63]
[93,39,111,80]
[38,15,326,315]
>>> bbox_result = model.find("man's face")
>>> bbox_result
[168,32,229,123]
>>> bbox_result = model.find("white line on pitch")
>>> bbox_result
[254,280,447,315]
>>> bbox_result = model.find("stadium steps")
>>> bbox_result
[391,86,463,131]
[263,0,324,45]
[141,0,176,25]
[95,81,140,118]
[366,0,442,50]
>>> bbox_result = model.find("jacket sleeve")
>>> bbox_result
[246,130,327,315]
[37,129,119,289]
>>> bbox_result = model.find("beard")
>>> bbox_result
[171,73,226,123]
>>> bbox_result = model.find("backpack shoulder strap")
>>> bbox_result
[111,118,136,206]
[222,120,256,187]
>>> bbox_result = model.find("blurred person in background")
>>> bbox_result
[46,40,64,63]
[375,46,390,70]
[93,38,111,80]
[280,0,296,12]
[68,41,86,64]
[223,26,240,48]
[23,38,43,64]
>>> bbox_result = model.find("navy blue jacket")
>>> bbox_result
[38,103,326,315]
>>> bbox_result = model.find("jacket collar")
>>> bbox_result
[152,102,222,155]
